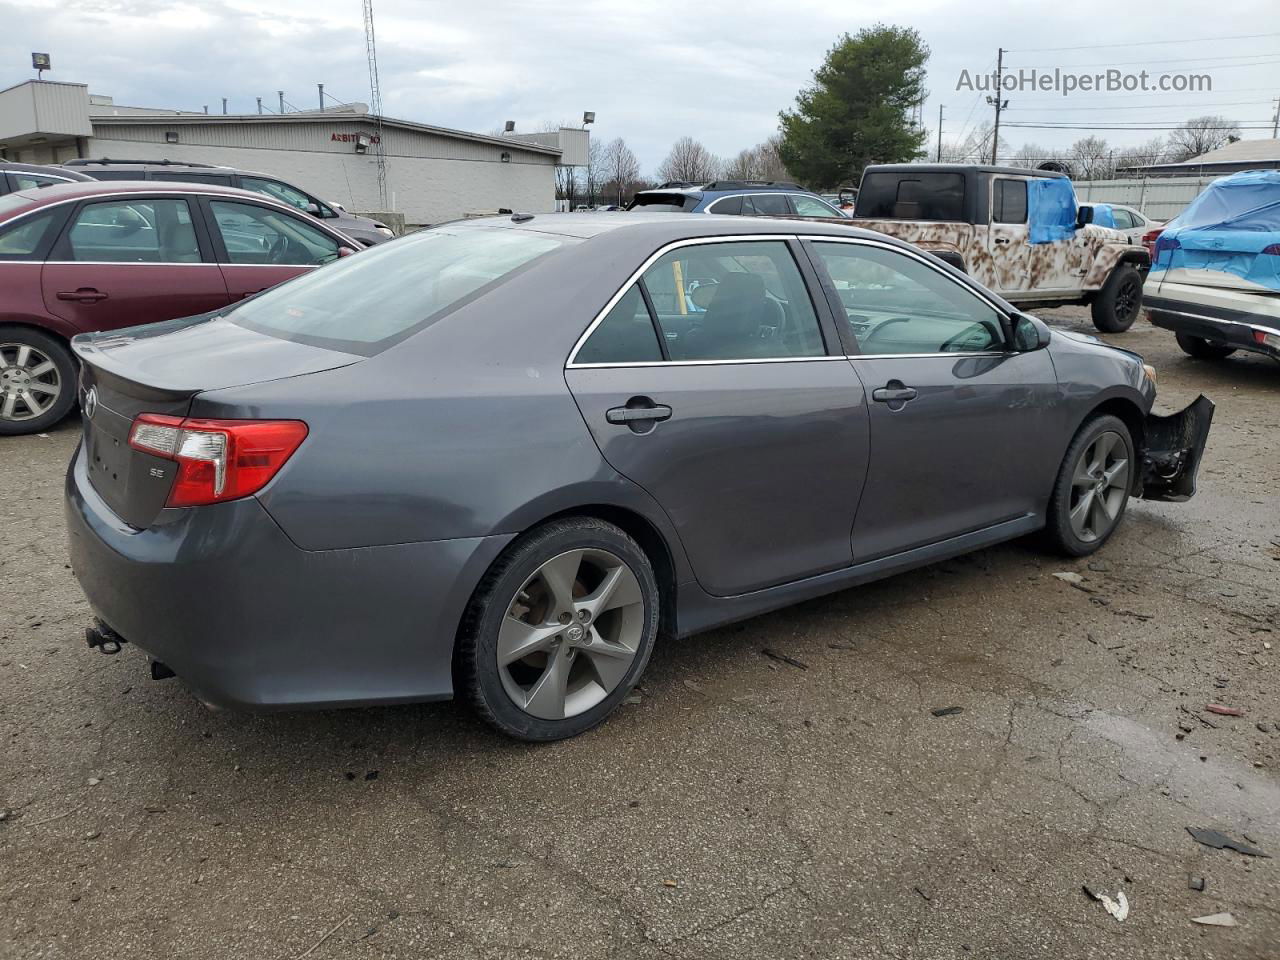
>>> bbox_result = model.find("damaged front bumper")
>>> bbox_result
[1138,395,1215,502]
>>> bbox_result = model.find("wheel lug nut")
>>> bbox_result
[578,609,590,622]
[558,612,572,624]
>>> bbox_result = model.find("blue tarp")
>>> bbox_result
[1150,169,1280,291]
[1028,177,1077,244]
[1091,204,1116,229]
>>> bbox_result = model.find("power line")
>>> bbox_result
[1009,31,1280,54]
[1002,121,1276,130]
[1005,53,1280,69]
[1006,100,1273,112]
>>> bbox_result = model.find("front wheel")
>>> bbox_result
[1091,264,1143,333]
[0,326,77,436]
[1044,414,1134,556]
[1175,333,1236,360]
[456,517,660,741]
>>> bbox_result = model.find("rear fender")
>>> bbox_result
[1138,395,1214,502]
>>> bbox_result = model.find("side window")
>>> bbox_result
[66,199,201,263]
[641,241,824,361]
[12,173,67,191]
[150,172,236,186]
[747,193,789,216]
[856,172,966,221]
[708,195,743,216]
[790,194,840,218]
[1111,208,1134,229]
[239,177,315,212]
[812,242,1005,355]
[575,286,663,364]
[0,211,60,260]
[209,200,340,266]
[992,179,1028,224]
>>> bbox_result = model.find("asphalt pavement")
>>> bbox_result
[1,308,1276,959]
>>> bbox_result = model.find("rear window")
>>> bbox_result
[627,192,696,212]
[81,170,144,181]
[227,226,571,355]
[856,172,966,222]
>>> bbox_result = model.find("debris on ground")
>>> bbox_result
[1186,827,1270,857]
[1187,875,1205,892]
[761,648,808,670]
[1082,885,1129,921]
[0,809,12,822]
[1053,572,1085,585]
[931,706,963,717]
[293,914,353,960]
[913,885,931,902]
[683,679,704,695]
[1204,704,1244,717]
[662,879,678,888]
[1257,722,1273,734]
[1191,912,1237,927]
[363,770,378,781]
[827,642,855,650]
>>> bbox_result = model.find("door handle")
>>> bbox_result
[993,237,1011,245]
[606,402,672,425]
[56,288,108,303]
[870,386,921,404]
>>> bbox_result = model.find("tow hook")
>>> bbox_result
[85,620,125,655]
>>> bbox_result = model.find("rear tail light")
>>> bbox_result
[128,415,308,507]
[1252,329,1280,350]
[1142,228,1162,256]
[1262,243,1280,256]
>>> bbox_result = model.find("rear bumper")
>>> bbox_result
[64,444,512,710]
[1147,295,1280,360]
[1138,395,1214,503]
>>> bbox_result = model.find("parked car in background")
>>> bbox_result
[1144,169,1280,364]
[1105,203,1163,247]
[0,161,94,195]
[61,159,395,246]
[0,180,359,433]
[845,164,1150,332]
[627,180,846,218]
[65,212,1212,741]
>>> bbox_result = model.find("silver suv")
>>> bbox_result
[61,159,395,245]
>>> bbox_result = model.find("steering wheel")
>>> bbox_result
[267,233,294,264]
[863,317,914,344]
[939,321,999,353]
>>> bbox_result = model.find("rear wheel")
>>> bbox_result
[1091,264,1143,333]
[456,517,660,741]
[0,326,76,436]
[1175,333,1236,360]
[1045,414,1134,556]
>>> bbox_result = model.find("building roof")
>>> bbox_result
[88,107,563,157]
[1119,138,1280,176]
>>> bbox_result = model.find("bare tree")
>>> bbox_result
[657,136,719,183]
[1070,136,1116,181]
[1114,137,1169,172]
[723,135,793,181]
[601,137,641,205]
[584,137,604,207]
[1008,142,1056,169]
[1166,116,1241,163]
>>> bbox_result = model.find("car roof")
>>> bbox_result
[635,182,813,198]
[865,163,1069,180]
[64,159,239,172]
[437,211,888,243]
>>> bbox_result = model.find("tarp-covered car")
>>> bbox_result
[1144,169,1280,363]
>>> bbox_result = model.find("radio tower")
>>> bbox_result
[363,0,388,209]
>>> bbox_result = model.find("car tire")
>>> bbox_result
[456,517,660,741]
[1091,264,1143,333]
[1175,333,1236,360]
[1044,414,1135,557]
[0,326,77,436]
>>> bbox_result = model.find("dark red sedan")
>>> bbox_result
[0,181,359,434]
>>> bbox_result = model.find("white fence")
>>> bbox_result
[1072,176,1216,223]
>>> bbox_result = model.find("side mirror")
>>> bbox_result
[1075,205,1094,229]
[337,245,357,258]
[304,202,323,216]
[1012,313,1051,352]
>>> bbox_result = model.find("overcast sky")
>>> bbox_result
[9,0,1280,172]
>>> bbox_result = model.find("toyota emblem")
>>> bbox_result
[83,387,98,420]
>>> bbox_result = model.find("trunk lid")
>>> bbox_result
[73,314,362,528]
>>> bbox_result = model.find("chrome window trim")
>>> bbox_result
[37,261,221,267]
[566,232,1022,369]
[702,193,842,218]
[1152,305,1280,338]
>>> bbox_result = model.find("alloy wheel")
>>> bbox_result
[1068,430,1130,543]
[498,548,645,720]
[0,342,62,422]
[1115,278,1140,323]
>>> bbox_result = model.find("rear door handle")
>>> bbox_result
[56,288,108,303]
[993,237,1011,245]
[606,403,672,425]
[872,385,918,404]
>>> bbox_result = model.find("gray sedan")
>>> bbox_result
[64,214,1213,740]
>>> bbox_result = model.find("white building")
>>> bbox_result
[0,80,584,225]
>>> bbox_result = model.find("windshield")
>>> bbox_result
[228,226,571,355]
[627,192,696,212]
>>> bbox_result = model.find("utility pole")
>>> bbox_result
[221,97,228,115]
[256,97,263,115]
[1272,97,1279,138]
[278,90,285,114]
[936,104,944,162]
[987,47,1006,165]
[363,0,390,209]
[318,83,325,112]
